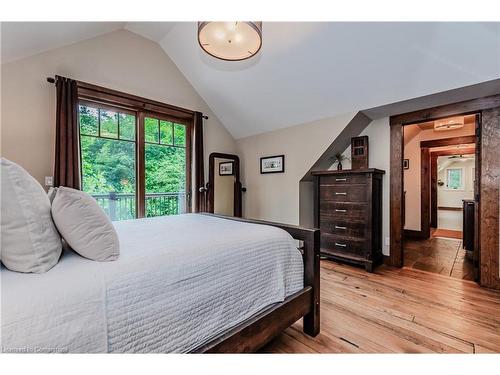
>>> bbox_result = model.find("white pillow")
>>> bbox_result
[0,158,62,273]
[51,187,120,261]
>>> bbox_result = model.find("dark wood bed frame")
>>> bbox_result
[193,214,320,353]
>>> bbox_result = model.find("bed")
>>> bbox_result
[1,213,319,353]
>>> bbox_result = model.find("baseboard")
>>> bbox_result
[403,229,427,239]
[438,206,463,211]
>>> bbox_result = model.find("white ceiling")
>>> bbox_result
[2,22,500,139]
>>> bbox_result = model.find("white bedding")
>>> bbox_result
[1,214,303,353]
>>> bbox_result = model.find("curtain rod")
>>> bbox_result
[46,76,208,119]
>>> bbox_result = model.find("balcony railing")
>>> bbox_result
[91,192,186,221]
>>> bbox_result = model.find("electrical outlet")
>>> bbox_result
[45,176,53,187]
[384,237,390,246]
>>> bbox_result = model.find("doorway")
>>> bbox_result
[208,153,243,217]
[400,115,478,281]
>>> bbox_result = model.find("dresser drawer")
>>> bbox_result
[320,174,367,186]
[321,234,366,258]
[319,202,367,221]
[319,185,368,202]
[320,218,365,238]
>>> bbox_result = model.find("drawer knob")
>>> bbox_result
[336,178,347,182]
[335,192,347,195]
[335,242,347,247]
[335,225,347,230]
[335,209,347,213]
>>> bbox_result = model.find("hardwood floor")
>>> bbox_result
[261,260,500,353]
[404,237,474,281]
[433,228,463,239]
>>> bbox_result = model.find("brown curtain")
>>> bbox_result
[54,76,80,189]
[193,111,205,212]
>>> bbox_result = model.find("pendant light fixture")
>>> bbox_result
[198,22,262,61]
[434,116,465,131]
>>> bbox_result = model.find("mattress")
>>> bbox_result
[1,214,303,353]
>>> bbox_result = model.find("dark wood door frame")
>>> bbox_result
[208,153,242,217]
[429,146,475,228]
[419,136,476,237]
[389,95,500,291]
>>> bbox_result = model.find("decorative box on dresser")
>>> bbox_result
[312,169,385,272]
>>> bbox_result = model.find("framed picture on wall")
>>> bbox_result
[403,159,410,170]
[219,161,234,176]
[260,155,285,174]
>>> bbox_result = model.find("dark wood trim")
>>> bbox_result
[185,117,193,213]
[76,80,196,218]
[420,135,476,148]
[208,153,242,217]
[474,114,481,282]
[389,123,404,267]
[390,95,500,289]
[404,229,426,240]
[73,78,195,120]
[420,137,476,233]
[136,111,146,218]
[430,147,475,227]
[390,94,500,125]
[438,206,463,211]
[421,147,431,239]
[479,107,500,289]
[429,147,476,157]
[430,152,438,227]
[196,214,320,352]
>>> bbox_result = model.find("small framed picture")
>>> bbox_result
[260,155,285,174]
[219,161,234,176]
[403,159,410,170]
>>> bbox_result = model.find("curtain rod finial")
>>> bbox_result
[47,77,55,84]
[202,115,208,120]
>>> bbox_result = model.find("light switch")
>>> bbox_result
[45,176,53,187]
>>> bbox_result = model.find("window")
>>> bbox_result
[446,168,464,190]
[144,115,189,218]
[78,102,191,221]
[79,104,137,220]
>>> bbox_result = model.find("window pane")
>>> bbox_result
[100,110,118,138]
[145,117,159,143]
[160,120,173,145]
[447,169,462,190]
[79,105,98,135]
[80,136,136,221]
[174,123,186,147]
[119,113,135,141]
[145,144,186,217]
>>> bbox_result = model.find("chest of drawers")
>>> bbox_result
[312,169,385,272]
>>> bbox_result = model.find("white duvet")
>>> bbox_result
[1,214,303,353]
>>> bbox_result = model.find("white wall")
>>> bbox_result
[0,30,236,188]
[437,157,475,207]
[236,112,356,225]
[403,124,475,231]
[340,118,390,255]
[237,115,391,255]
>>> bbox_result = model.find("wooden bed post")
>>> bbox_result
[303,228,320,336]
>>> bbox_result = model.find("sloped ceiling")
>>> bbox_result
[1,22,126,63]
[2,22,500,139]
